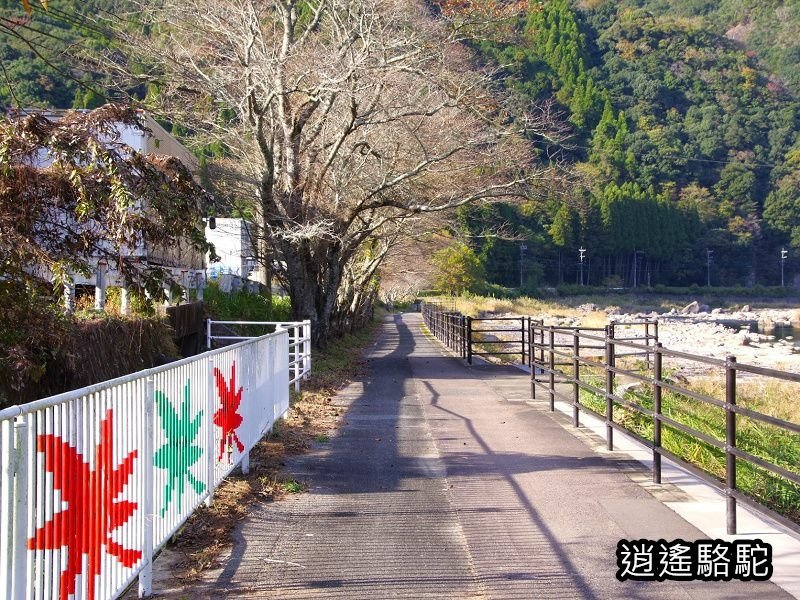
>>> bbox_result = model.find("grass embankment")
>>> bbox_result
[165,321,377,581]
[577,372,800,523]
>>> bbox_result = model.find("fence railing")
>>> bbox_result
[206,320,311,391]
[0,329,293,600]
[421,301,655,368]
[529,323,800,536]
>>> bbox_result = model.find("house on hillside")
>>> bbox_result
[20,109,209,313]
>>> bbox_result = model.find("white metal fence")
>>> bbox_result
[206,320,311,391]
[0,328,295,600]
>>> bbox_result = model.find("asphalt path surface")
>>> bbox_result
[181,313,791,599]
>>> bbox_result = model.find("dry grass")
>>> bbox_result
[443,294,679,322]
[163,322,376,583]
[689,377,800,424]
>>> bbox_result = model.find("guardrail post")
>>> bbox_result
[139,377,155,598]
[460,315,465,359]
[572,332,580,427]
[539,324,545,364]
[206,357,216,507]
[726,355,737,535]
[653,343,663,484]
[605,324,615,451]
[521,317,526,366]
[206,318,212,350]
[303,320,312,380]
[466,317,473,365]
[292,325,300,393]
[529,322,536,400]
[12,419,28,599]
[548,327,555,412]
[447,314,452,349]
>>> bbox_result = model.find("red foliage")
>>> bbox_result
[28,409,141,600]
[213,362,245,462]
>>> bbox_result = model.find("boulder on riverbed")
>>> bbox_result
[681,301,700,314]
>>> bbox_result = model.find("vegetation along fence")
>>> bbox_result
[530,323,800,536]
[0,325,308,599]
[206,320,311,391]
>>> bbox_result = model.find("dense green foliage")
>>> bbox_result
[431,241,486,295]
[0,0,116,108]
[459,0,800,290]
[203,282,292,322]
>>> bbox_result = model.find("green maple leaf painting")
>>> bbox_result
[154,380,206,517]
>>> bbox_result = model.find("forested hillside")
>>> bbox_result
[453,0,800,289]
[3,0,800,289]
[0,0,115,108]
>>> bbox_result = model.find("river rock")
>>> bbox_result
[682,301,700,314]
[711,308,723,315]
[742,305,750,312]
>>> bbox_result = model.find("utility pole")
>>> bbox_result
[632,250,643,288]
[781,248,788,287]
[519,243,527,289]
[706,249,713,288]
[578,247,586,285]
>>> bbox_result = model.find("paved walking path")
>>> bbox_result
[173,313,793,599]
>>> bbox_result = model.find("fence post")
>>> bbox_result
[206,318,212,350]
[12,419,28,599]
[726,355,737,535]
[466,317,473,365]
[605,324,615,451]
[521,317,526,366]
[529,322,536,400]
[539,325,545,364]
[138,377,155,598]
[292,325,300,393]
[460,315,465,359]
[206,357,216,507]
[448,315,452,349]
[653,343,663,485]
[645,322,651,368]
[303,320,312,380]
[572,332,580,427]
[548,327,555,412]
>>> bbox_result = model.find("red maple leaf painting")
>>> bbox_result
[213,362,245,462]
[28,409,141,600]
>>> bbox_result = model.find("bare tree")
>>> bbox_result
[106,0,560,344]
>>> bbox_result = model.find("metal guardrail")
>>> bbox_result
[206,320,311,391]
[529,323,800,536]
[0,330,292,599]
[422,301,654,368]
[421,301,533,365]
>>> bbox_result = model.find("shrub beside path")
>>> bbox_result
[163,313,793,599]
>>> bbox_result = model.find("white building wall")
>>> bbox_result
[206,218,256,279]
